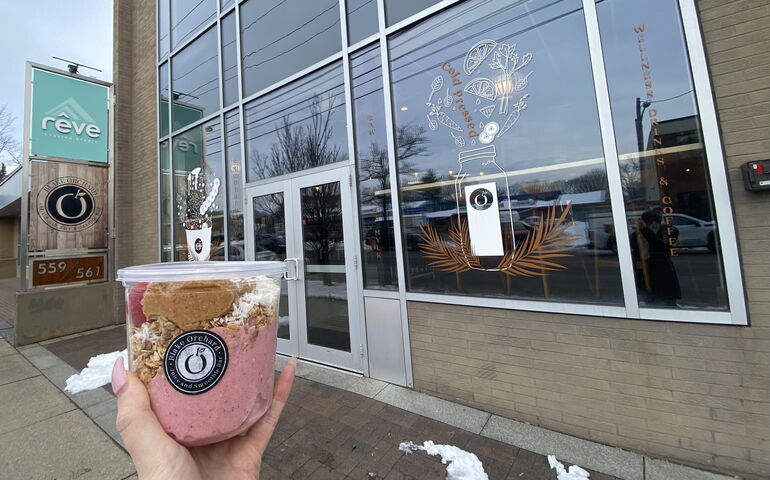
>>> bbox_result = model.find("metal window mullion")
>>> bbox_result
[582,0,639,318]
[168,58,177,261]
[235,0,249,260]
[678,0,747,325]
[168,14,218,61]
[169,110,223,138]
[377,0,413,387]
[214,1,229,260]
[156,0,162,261]
[240,52,345,106]
[340,0,370,375]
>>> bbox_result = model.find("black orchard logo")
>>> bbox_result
[36,176,102,232]
[164,330,228,395]
[469,188,494,211]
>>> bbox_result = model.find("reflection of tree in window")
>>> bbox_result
[251,95,342,180]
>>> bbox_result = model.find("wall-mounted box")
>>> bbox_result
[741,160,770,191]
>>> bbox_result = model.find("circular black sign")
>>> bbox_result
[469,188,494,211]
[36,176,103,233]
[46,185,95,226]
[163,330,228,395]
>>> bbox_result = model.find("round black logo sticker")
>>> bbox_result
[36,176,103,232]
[469,188,494,211]
[46,185,95,225]
[163,330,228,395]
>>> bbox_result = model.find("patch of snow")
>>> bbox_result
[548,455,590,480]
[64,350,128,395]
[399,441,488,480]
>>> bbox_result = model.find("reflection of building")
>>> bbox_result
[107,1,769,478]
[634,115,713,220]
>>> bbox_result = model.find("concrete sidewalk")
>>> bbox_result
[0,337,135,480]
[3,324,728,480]
[4,325,622,480]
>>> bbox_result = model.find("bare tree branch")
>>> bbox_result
[0,104,21,166]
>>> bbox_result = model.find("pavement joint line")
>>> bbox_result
[0,406,79,438]
[0,372,43,388]
[15,338,739,480]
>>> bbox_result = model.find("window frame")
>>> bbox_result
[154,0,747,325]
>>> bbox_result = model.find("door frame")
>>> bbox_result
[244,165,364,372]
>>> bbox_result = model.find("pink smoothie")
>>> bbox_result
[148,319,278,447]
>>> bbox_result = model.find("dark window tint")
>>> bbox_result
[159,63,170,137]
[240,0,342,96]
[171,27,219,131]
[244,62,348,182]
[173,119,226,261]
[347,0,378,45]
[222,12,238,107]
[160,140,172,261]
[170,0,216,49]
[389,0,623,304]
[352,45,397,290]
[159,0,170,58]
[598,0,727,310]
[225,110,244,260]
[385,0,441,26]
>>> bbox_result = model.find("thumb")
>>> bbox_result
[112,357,180,464]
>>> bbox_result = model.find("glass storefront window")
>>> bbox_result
[225,110,244,260]
[385,0,442,27]
[170,0,216,50]
[351,45,398,290]
[347,0,378,45]
[598,0,728,310]
[160,140,172,262]
[244,62,348,182]
[251,192,290,339]
[173,118,226,261]
[159,63,170,138]
[240,0,342,97]
[171,27,220,131]
[389,0,624,304]
[221,0,234,12]
[221,12,238,107]
[159,0,170,59]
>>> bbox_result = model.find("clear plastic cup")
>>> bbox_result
[116,261,286,447]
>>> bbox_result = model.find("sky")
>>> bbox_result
[0,0,113,165]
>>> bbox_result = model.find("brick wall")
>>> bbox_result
[408,2,770,478]
[113,0,158,271]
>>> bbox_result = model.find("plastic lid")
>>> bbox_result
[116,261,287,284]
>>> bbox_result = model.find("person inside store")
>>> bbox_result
[111,356,296,479]
[630,208,682,306]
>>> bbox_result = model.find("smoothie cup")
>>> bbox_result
[116,261,286,447]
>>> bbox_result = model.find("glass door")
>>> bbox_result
[244,167,362,371]
[246,179,296,356]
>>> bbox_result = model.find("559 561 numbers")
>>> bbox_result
[32,256,106,287]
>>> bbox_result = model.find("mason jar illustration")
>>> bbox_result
[454,145,516,269]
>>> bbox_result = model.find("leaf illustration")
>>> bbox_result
[417,203,579,277]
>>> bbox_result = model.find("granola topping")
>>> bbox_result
[128,276,279,386]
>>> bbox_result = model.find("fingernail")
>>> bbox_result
[288,357,298,366]
[111,357,127,396]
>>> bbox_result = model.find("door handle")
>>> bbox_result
[284,258,300,280]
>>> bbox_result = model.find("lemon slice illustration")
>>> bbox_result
[464,77,496,101]
[464,39,498,75]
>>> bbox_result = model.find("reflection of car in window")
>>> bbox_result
[663,214,716,252]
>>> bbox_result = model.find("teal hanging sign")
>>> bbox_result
[30,68,109,163]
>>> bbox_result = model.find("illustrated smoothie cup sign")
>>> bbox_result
[117,261,286,447]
